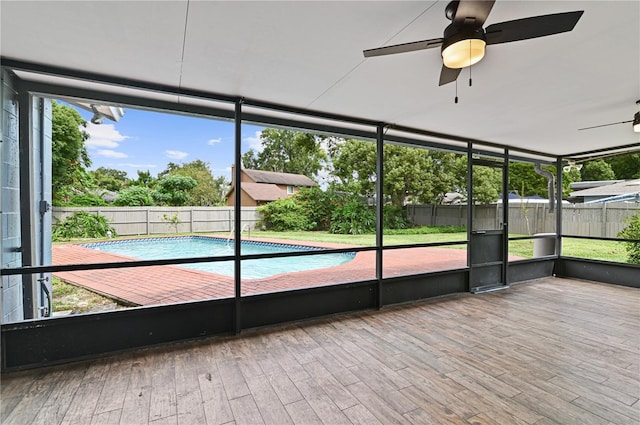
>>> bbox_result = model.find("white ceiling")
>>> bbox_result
[1,1,639,158]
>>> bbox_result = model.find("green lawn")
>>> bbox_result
[246,230,467,246]
[248,230,631,263]
[56,227,632,264]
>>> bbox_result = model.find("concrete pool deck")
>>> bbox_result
[52,237,469,306]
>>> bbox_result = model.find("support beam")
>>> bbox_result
[375,124,384,308]
[234,99,243,334]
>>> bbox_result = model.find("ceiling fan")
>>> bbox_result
[578,100,640,133]
[363,0,584,86]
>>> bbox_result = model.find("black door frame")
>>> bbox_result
[468,150,509,292]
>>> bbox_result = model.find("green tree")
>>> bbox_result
[158,160,228,206]
[618,212,640,264]
[52,101,91,205]
[114,186,155,206]
[330,140,463,207]
[131,170,156,188]
[509,162,580,199]
[508,162,550,197]
[581,159,616,181]
[152,175,197,206]
[242,129,327,179]
[90,167,129,192]
[471,165,502,204]
[606,153,640,179]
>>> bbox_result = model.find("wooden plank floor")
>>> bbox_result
[2,277,639,425]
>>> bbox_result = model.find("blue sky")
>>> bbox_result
[68,103,265,180]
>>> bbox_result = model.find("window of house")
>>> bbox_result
[287,185,295,194]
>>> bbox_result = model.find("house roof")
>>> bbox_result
[243,169,316,187]
[241,183,288,202]
[570,179,640,197]
[1,2,638,161]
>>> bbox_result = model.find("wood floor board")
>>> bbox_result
[283,399,323,425]
[293,377,352,425]
[398,385,468,425]
[570,395,640,425]
[31,364,89,425]
[342,403,384,425]
[263,368,303,406]
[345,381,412,424]
[513,390,609,425]
[301,360,359,411]
[245,374,293,425]
[198,373,234,425]
[91,408,122,425]
[119,353,154,425]
[227,394,264,425]
[3,369,66,425]
[148,352,177,422]
[59,378,106,425]
[453,389,531,425]
[2,277,638,425]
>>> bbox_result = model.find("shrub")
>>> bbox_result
[295,187,336,231]
[330,200,375,234]
[66,193,108,207]
[53,211,116,240]
[114,186,155,206]
[258,197,315,231]
[383,205,410,230]
[618,212,640,264]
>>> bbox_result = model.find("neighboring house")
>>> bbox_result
[569,179,640,203]
[226,166,317,206]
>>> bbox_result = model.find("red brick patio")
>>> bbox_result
[52,237,469,306]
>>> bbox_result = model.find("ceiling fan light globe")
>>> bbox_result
[442,38,486,68]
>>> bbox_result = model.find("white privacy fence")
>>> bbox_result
[54,203,639,238]
[408,203,640,238]
[53,207,261,236]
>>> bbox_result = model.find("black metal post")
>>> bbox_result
[502,149,509,285]
[375,124,384,308]
[17,86,35,319]
[466,142,473,291]
[234,98,243,333]
[556,156,563,256]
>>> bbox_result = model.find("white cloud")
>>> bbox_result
[243,130,263,152]
[112,163,157,169]
[165,150,188,160]
[85,123,129,149]
[97,149,128,158]
[208,138,222,145]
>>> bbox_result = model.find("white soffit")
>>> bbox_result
[1,1,639,157]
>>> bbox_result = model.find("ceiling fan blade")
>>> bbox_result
[485,11,584,45]
[439,65,462,86]
[453,0,495,27]
[578,120,633,131]
[363,38,443,58]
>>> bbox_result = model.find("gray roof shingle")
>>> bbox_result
[570,179,640,197]
[241,183,288,201]
[243,169,316,187]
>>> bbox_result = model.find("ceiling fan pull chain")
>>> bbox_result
[469,40,473,87]
[455,79,459,104]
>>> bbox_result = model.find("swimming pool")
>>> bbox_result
[81,236,355,279]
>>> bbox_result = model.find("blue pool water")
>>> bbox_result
[81,236,354,279]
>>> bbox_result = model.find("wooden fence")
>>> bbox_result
[407,203,640,238]
[53,207,261,236]
[54,203,639,239]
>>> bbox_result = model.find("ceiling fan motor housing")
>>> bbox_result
[441,24,487,69]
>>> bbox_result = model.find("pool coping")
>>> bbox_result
[52,235,470,307]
